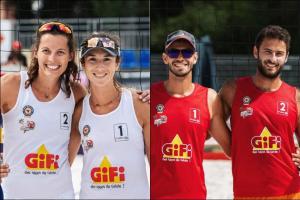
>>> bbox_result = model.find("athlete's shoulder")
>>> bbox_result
[220,78,241,96]
[207,87,217,98]
[0,72,21,112]
[70,81,87,103]
[1,72,21,84]
[282,80,298,91]
[296,87,300,103]
[1,72,21,93]
[207,88,218,112]
[218,78,239,109]
[193,82,208,90]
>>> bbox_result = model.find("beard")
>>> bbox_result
[168,61,193,77]
[257,58,283,79]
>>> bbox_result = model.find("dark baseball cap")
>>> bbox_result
[165,30,196,50]
[80,36,120,59]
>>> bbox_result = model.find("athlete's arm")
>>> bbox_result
[0,73,21,182]
[218,79,237,121]
[68,99,83,166]
[70,81,87,104]
[67,82,86,165]
[0,73,21,114]
[292,88,300,168]
[132,92,150,162]
[295,88,300,145]
[207,88,231,157]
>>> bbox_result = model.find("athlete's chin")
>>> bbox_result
[169,68,192,77]
[258,65,282,79]
[261,71,281,79]
[41,68,64,78]
[172,71,190,77]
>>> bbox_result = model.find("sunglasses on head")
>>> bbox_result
[166,49,195,59]
[38,22,72,34]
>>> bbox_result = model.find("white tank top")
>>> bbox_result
[79,88,149,199]
[2,71,75,199]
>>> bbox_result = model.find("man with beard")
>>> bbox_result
[219,25,300,199]
[150,30,231,199]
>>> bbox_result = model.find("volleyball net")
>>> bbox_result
[1,1,150,91]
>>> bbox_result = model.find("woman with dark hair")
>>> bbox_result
[68,32,150,199]
[0,21,86,199]
[0,22,150,199]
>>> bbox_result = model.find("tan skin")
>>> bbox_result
[162,39,231,157]
[219,38,300,166]
[68,48,150,166]
[0,34,87,179]
[293,90,300,166]
[0,35,150,179]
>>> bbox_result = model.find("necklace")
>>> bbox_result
[31,83,59,100]
[93,91,121,107]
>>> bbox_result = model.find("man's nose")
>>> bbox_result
[269,53,278,62]
[176,51,185,60]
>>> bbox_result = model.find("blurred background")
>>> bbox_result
[0,0,149,198]
[1,0,150,90]
[1,0,300,199]
[151,0,300,89]
[151,0,300,198]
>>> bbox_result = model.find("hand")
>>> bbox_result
[136,89,150,104]
[292,147,300,168]
[0,163,10,181]
[0,153,10,182]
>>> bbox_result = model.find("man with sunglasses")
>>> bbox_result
[150,30,231,199]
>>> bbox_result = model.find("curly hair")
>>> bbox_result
[25,21,78,98]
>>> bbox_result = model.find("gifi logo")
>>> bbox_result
[91,156,125,184]
[162,134,192,162]
[251,127,281,153]
[25,144,59,170]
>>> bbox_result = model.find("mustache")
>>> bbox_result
[264,60,279,67]
[171,60,188,65]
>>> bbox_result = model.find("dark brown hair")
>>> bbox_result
[80,31,122,91]
[25,21,78,98]
[255,25,291,53]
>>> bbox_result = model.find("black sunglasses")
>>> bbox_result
[166,49,195,59]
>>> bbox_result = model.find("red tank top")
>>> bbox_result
[231,77,300,198]
[150,82,210,199]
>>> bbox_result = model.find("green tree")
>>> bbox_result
[151,0,300,54]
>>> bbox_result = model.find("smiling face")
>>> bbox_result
[162,39,198,78]
[253,38,288,79]
[82,48,120,87]
[35,33,73,79]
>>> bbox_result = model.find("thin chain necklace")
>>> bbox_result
[32,82,59,99]
[92,90,121,107]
